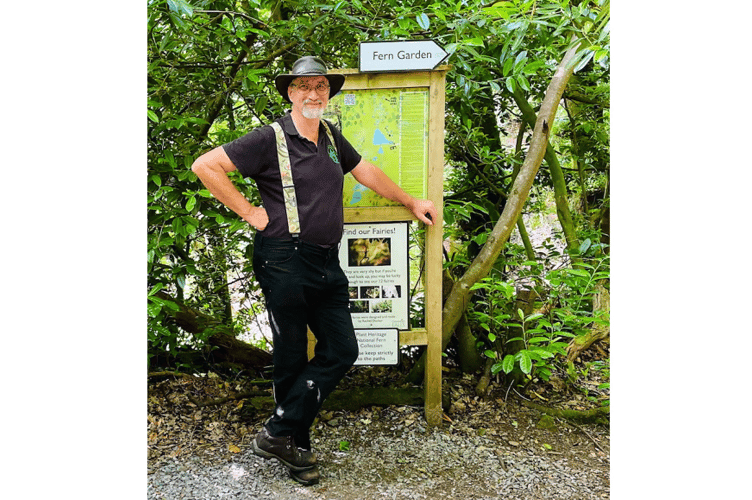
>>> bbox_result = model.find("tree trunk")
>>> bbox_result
[511,87,580,254]
[596,180,610,252]
[207,228,233,325]
[512,121,538,262]
[405,41,584,385]
[153,291,272,373]
[456,312,483,374]
[475,357,495,398]
[566,280,610,362]
[563,99,587,216]
[516,217,537,261]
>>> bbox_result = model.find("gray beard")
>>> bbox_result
[302,107,325,119]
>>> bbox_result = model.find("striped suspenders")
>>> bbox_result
[269,120,338,237]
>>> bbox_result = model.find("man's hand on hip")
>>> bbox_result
[243,206,269,231]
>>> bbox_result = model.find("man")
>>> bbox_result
[191,56,438,486]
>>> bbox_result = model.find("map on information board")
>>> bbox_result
[324,88,428,207]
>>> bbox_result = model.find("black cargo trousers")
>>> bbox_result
[252,233,359,450]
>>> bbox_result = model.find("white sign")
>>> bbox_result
[353,329,399,366]
[339,222,409,329]
[359,40,448,72]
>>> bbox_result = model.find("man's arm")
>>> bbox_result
[191,146,269,230]
[350,159,438,225]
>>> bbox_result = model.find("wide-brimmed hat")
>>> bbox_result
[274,56,345,103]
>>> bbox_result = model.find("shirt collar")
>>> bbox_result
[281,112,299,136]
[281,112,325,139]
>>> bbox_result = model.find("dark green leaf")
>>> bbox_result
[148,302,162,318]
[473,232,488,245]
[255,96,269,116]
[502,354,515,373]
[568,269,590,278]
[528,336,550,344]
[518,351,532,374]
[502,57,514,76]
[532,349,554,359]
[517,74,531,91]
[443,206,455,225]
[523,60,545,74]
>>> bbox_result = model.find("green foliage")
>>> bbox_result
[497,308,571,381]
[467,243,609,384]
[568,357,610,406]
[433,1,609,389]
[147,0,610,372]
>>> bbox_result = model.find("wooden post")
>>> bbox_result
[423,68,446,427]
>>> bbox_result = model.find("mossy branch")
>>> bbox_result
[520,399,610,425]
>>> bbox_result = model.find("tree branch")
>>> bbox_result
[187,390,270,408]
[465,155,508,200]
[511,85,580,253]
[519,398,610,426]
[441,41,583,336]
[194,9,269,28]
[564,90,609,107]
[197,22,318,141]
[406,40,584,384]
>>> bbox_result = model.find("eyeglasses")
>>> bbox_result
[292,81,330,95]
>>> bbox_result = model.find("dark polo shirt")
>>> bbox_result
[222,112,362,247]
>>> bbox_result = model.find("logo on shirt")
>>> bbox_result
[327,144,339,164]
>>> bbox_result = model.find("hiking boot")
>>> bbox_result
[289,465,320,486]
[252,427,317,471]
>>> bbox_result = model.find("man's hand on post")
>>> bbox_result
[409,199,438,226]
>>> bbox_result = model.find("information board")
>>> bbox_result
[353,329,399,366]
[324,88,429,207]
[338,222,409,329]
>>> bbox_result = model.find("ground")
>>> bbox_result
[148,346,609,499]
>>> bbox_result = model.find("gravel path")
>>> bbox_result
[148,193,610,499]
[148,413,609,500]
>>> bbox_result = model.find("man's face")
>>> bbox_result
[288,76,330,119]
